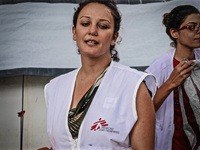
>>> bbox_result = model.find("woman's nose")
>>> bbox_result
[88,25,98,36]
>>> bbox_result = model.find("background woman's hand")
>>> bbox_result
[153,60,194,111]
[167,60,194,90]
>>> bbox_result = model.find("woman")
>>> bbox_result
[145,5,200,150]
[43,0,156,149]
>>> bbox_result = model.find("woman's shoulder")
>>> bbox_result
[111,62,157,97]
[46,69,78,87]
[112,62,143,74]
[152,49,173,64]
[145,49,174,74]
[111,62,149,80]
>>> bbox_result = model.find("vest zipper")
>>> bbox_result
[73,139,78,149]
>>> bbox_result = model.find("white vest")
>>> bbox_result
[145,48,200,150]
[45,62,156,150]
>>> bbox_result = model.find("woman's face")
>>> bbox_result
[176,13,200,49]
[72,2,118,60]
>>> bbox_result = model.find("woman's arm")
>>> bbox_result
[130,82,155,150]
[153,60,194,111]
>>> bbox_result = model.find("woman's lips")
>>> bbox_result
[85,40,99,45]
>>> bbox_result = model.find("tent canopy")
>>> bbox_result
[0,0,168,5]
[0,0,199,77]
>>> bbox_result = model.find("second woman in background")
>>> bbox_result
[146,5,200,150]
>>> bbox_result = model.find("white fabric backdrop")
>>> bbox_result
[0,0,199,71]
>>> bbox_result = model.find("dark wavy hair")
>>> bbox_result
[73,0,122,62]
[162,5,200,47]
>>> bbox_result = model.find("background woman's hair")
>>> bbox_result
[73,0,122,62]
[162,5,200,47]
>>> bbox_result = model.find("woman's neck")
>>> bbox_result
[174,45,195,61]
[79,57,111,79]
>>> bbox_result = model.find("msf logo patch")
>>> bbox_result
[91,118,120,134]
[91,118,108,131]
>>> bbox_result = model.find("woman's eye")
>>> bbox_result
[189,24,196,30]
[99,24,109,29]
[191,25,196,30]
[81,22,89,27]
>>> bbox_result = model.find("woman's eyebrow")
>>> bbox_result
[99,19,111,24]
[186,21,198,24]
[80,16,90,19]
[79,16,111,24]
